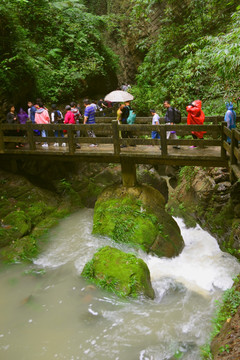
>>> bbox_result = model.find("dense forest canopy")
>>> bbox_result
[0,0,239,115]
[0,0,118,107]
[128,0,240,115]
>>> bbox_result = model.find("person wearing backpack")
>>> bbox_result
[163,100,180,149]
[51,104,65,147]
[121,101,136,147]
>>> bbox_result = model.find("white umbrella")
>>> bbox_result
[104,90,134,102]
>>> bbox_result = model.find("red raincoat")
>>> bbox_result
[186,100,205,139]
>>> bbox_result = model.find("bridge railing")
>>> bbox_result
[0,121,224,155]
[1,121,240,179]
[94,115,240,124]
[222,125,240,180]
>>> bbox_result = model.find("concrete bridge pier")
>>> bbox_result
[121,160,137,187]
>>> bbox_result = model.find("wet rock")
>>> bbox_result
[0,210,31,247]
[137,165,168,202]
[165,165,178,178]
[215,182,232,193]
[81,246,155,299]
[230,181,240,205]
[214,173,230,184]
[93,184,184,258]
[234,204,240,218]
[214,194,231,203]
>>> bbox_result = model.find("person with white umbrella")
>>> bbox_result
[104,90,135,147]
[104,90,134,103]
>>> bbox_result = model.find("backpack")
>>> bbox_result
[56,110,63,123]
[173,108,181,124]
[127,109,136,124]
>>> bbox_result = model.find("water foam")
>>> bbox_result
[145,218,240,295]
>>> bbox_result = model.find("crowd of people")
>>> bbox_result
[4,97,237,149]
[148,99,237,148]
[4,98,101,149]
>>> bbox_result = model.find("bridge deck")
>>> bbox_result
[0,121,239,177]
[1,142,226,167]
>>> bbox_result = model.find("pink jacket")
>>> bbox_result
[64,111,75,124]
[35,108,50,124]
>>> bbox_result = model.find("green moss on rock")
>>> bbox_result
[93,185,184,258]
[0,210,31,247]
[81,246,155,299]
[2,235,38,263]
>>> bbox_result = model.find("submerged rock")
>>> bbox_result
[81,246,155,299]
[93,184,184,258]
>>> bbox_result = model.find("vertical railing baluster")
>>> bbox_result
[230,129,237,165]
[160,125,167,155]
[27,122,36,150]
[112,120,120,155]
[221,123,227,159]
[68,126,75,155]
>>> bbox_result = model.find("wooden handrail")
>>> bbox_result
[0,121,239,180]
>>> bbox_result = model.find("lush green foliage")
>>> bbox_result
[201,277,240,359]
[130,1,240,115]
[0,0,118,105]
[1,0,239,114]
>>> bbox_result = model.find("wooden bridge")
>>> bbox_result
[0,116,239,186]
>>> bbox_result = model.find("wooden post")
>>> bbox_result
[68,127,75,155]
[230,129,237,165]
[221,122,227,159]
[121,160,137,187]
[27,122,36,150]
[112,120,120,155]
[229,129,238,183]
[0,124,4,153]
[160,125,167,155]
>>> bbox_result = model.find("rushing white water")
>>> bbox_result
[0,208,239,360]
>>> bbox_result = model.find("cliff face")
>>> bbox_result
[85,0,163,85]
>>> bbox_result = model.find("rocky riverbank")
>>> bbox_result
[0,161,239,358]
[167,165,240,360]
[0,160,168,262]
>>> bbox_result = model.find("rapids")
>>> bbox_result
[0,208,239,360]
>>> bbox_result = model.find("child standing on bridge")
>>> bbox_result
[150,109,160,140]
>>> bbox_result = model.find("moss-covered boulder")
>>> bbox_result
[93,184,184,258]
[0,210,31,247]
[81,246,155,299]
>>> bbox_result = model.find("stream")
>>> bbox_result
[0,208,240,360]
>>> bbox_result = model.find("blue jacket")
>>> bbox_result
[224,102,236,130]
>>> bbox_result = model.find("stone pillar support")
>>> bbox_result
[121,160,137,187]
